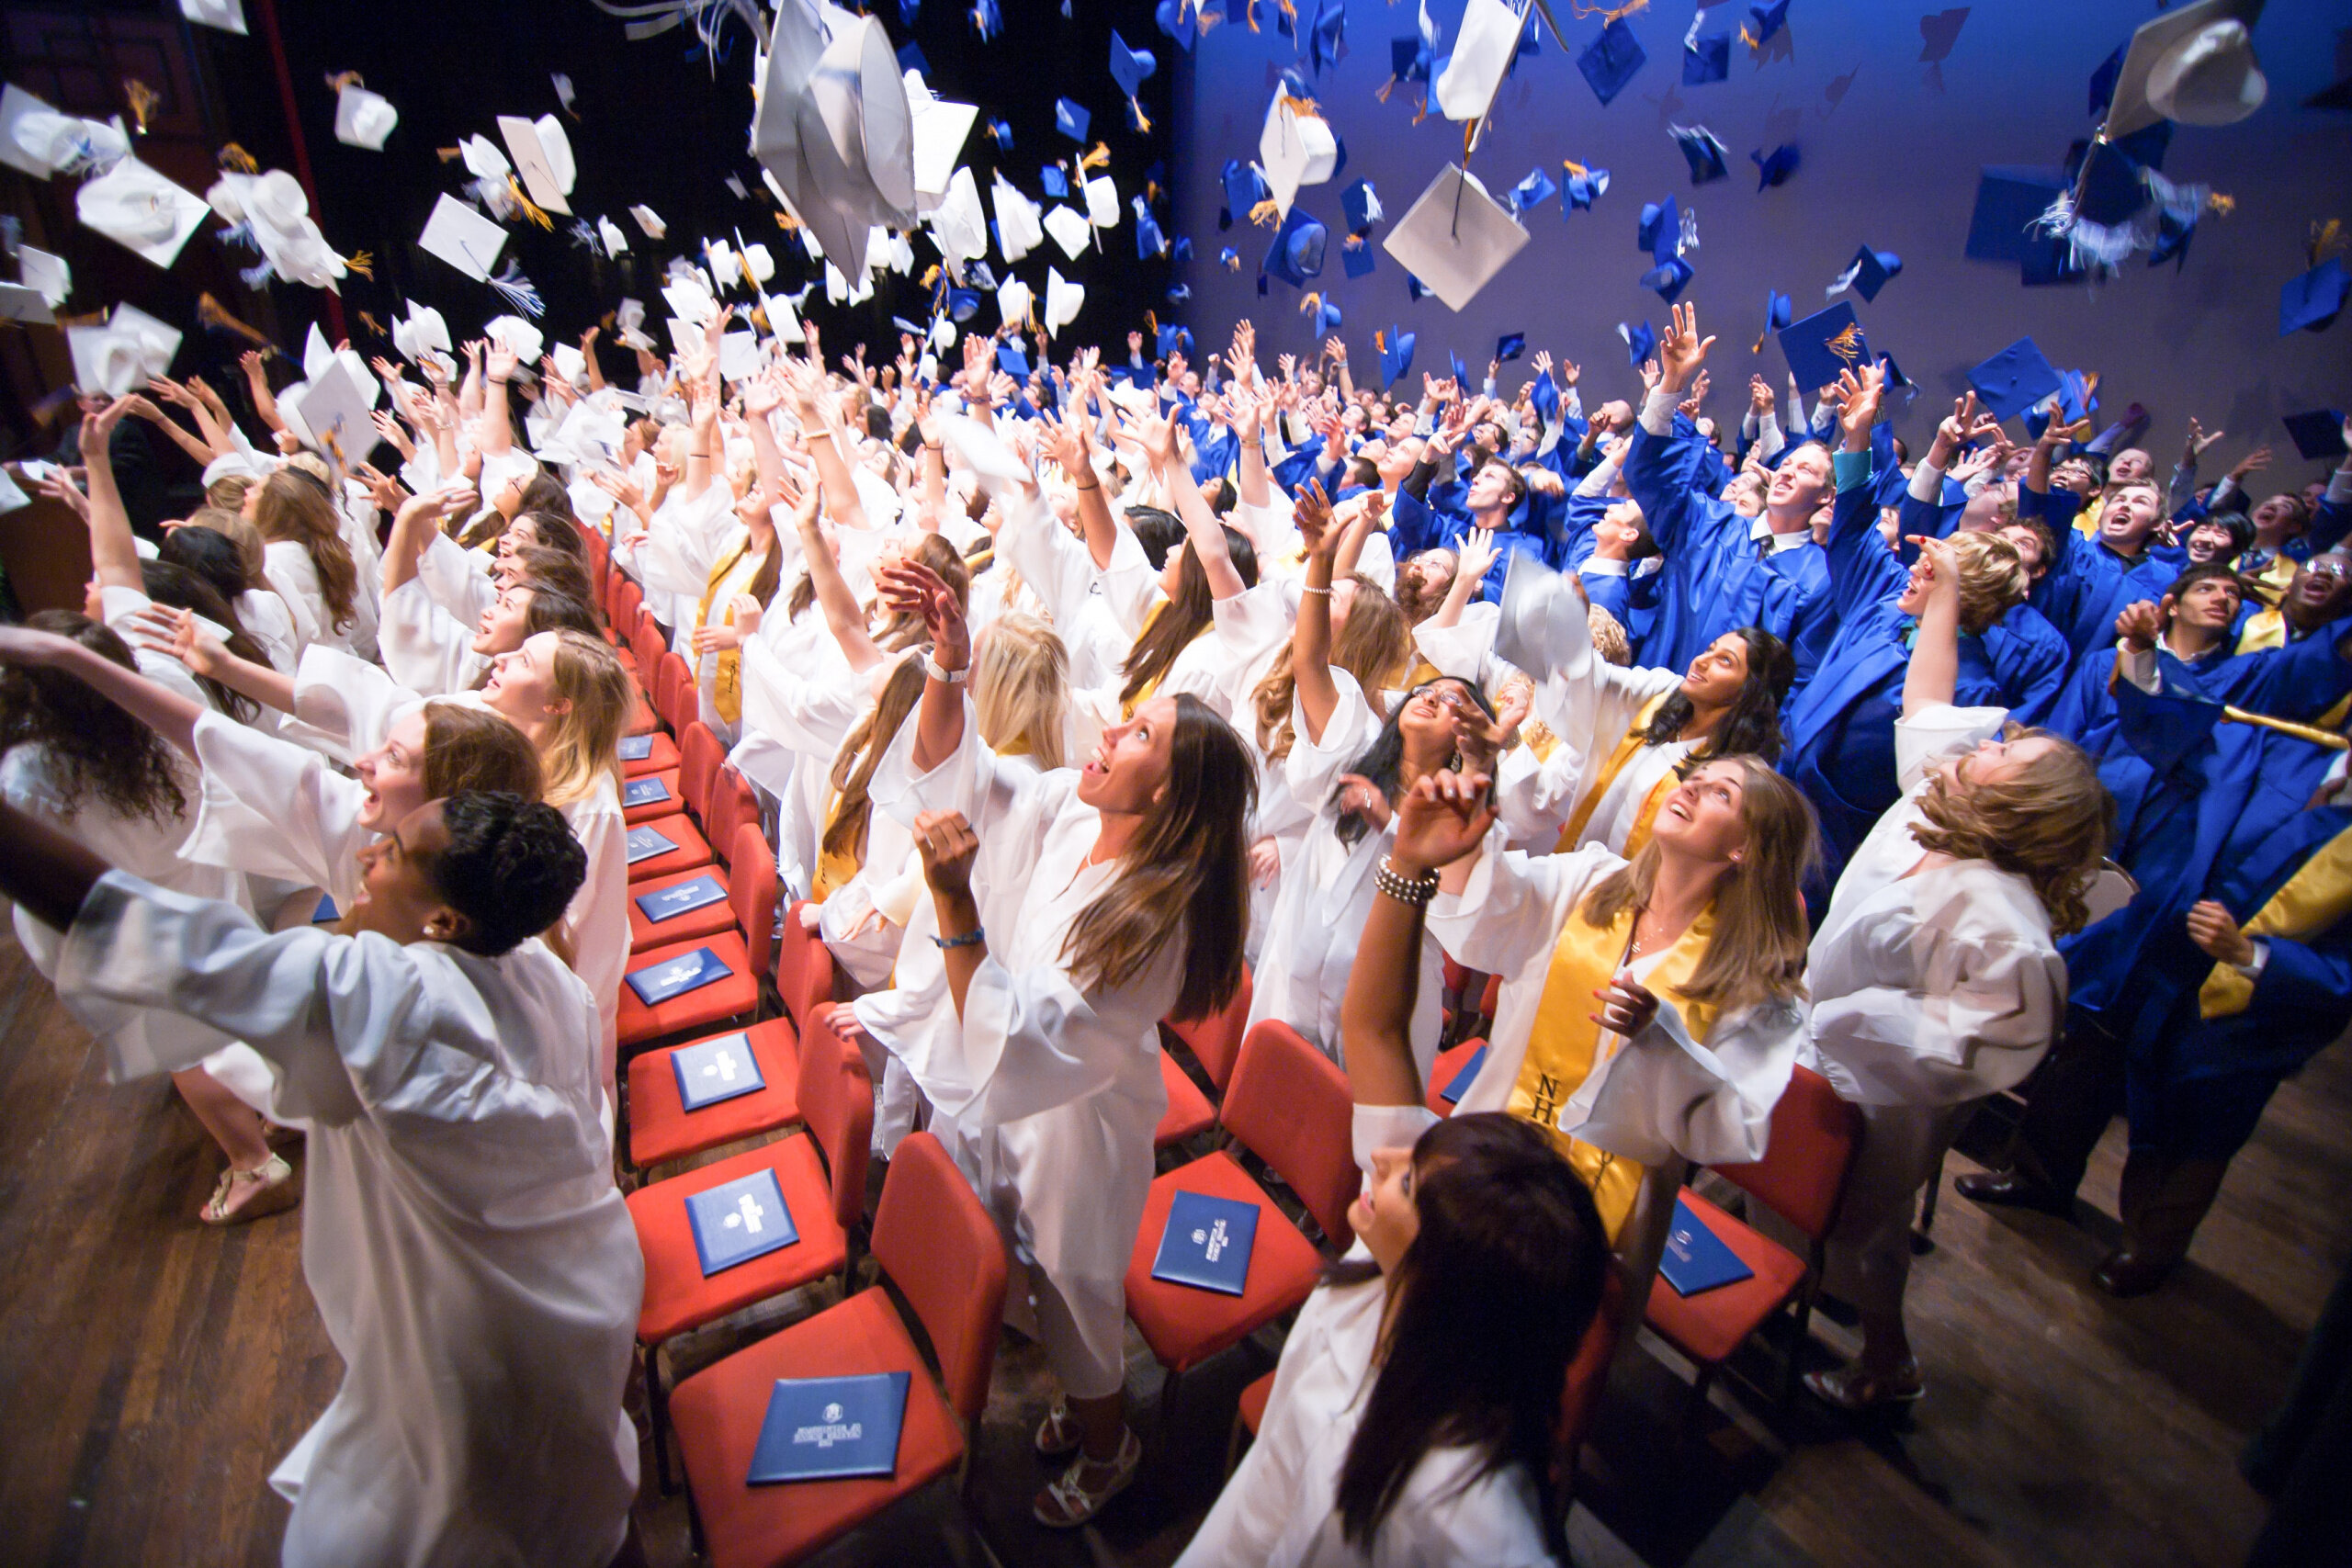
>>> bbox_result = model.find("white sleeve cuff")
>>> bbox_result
[1637,389,1679,437]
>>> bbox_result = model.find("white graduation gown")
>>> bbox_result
[377,576,489,696]
[263,539,344,657]
[1426,840,1808,1168]
[851,702,1182,1398]
[52,873,640,1568]
[1175,1104,1554,1568]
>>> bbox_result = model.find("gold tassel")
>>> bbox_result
[122,79,159,136]
[2312,219,2346,267]
[1249,197,1282,228]
[324,70,364,93]
[1080,141,1113,172]
[341,250,374,279]
[505,177,555,231]
[198,292,276,352]
[217,142,259,174]
[2206,192,2234,218]
[357,310,385,337]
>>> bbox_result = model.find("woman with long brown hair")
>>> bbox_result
[841,550,1254,1529]
[1801,531,2111,1412]
[247,467,367,658]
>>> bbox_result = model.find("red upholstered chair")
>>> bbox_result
[1124,1020,1360,1423]
[1425,1037,1490,1118]
[626,864,739,949]
[624,810,717,885]
[1154,1050,1216,1150]
[774,901,836,1032]
[623,770,686,825]
[622,729,682,778]
[627,1017,804,1172]
[630,1015,876,1492]
[625,726,722,886]
[616,829,779,1055]
[1161,965,1253,1097]
[657,651,698,735]
[668,1131,1008,1568]
[676,724,726,829]
[1643,1066,1862,1409]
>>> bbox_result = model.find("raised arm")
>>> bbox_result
[876,558,970,774]
[127,607,297,716]
[1901,533,1964,718]
[1039,407,1117,569]
[239,351,285,435]
[120,393,216,468]
[76,399,143,593]
[380,480,479,599]
[785,363,869,532]
[1291,482,1345,746]
[1120,411,1245,599]
[1347,770,1498,1105]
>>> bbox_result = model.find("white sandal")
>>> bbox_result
[1032,1427,1140,1529]
[1034,1400,1082,1459]
[200,1154,300,1225]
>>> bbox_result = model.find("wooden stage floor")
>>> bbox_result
[1,923,2343,1567]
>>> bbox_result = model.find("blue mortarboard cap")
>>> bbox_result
[2056,368,2096,424]
[2147,207,2197,271]
[900,0,920,24]
[1167,282,1193,302]
[1377,328,1415,389]
[1110,30,1157,96]
[892,315,927,338]
[1780,302,1870,393]
[2283,410,2349,463]
[2089,42,2124,119]
[972,0,1001,40]
[2280,259,2349,336]
[1304,293,1343,335]
[1745,0,1790,47]
[1171,235,1193,263]
[1106,364,1156,390]
[1620,319,1657,367]
[997,342,1033,378]
[1683,31,1729,85]
[1135,202,1168,258]
[1965,165,2068,266]
[1672,125,1729,186]
[1564,162,1610,210]
[1406,273,1431,302]
[1636,197,1679,263]
[1918,7,1967,63]
[1309,0,1346,74]
[1042,165,1069,198]
[967,261,999,291]
[1751,143,1799,190]
[1965,337,2064,422]
[948,288,981,321]
[988,118,1013,150]
[896,39,930,76]
[1840,245,1903,302]
[1157,0,1197,50]
[1758,288,1792,345]
[1531,367,1560,423]
[1391,34,1434,85]
[1342,237,1376,278]
[1876,352,1918,412]
[1158,322,1193,358]
[1263,205,1328,288]
[1510,168,1557,215]
[1496,333,1526,363]
[1055,98,1091,141]
[2073,140,2148,229]
[1219,244,1241,268]
[1578,18,1646,106]
[1641,254,1694,302]
[1341,178,1382,234]
[1449,349,1470,386]
[1220,159,1268,230]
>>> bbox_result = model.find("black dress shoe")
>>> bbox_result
[2093,1249,2176,1298]
[1953,1169,2075,1221]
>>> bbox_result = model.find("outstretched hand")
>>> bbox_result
[1389,768,1495,879]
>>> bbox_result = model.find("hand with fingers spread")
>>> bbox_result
[1928,391,2000,469]
[1388,768,1496,878]
[1834,362,1886,451]
[1657,301,1713,395]
[1451,677,1525,776]
[353,463,408,513]
[1333,773,1394,833]
[1455,525,1501,587]
[1294,479,1339,558]
[875,558,969,671]
[33,467,89,521]
[77,396,134,462]
[1749,374,1775,418]
[124,605,228,678]
[2228,444,2272,483]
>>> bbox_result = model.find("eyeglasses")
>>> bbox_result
[2304,559,2351,581]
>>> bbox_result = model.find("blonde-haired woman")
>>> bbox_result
[972,614,1074,774]
[247,468,366,659]
[1400,744,1817,1297]
[1801,531,2110,1412]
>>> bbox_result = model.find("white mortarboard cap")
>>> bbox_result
[998,277,1035,329]
[333,82,398,150]
[661,276,718,325]
[905,75,979,212]
[18,245,70,308]
[740,243,775,283]
[0,85,63,178]
[2105,0,2268,137]
[718,330,761,382]
[224,168,345,290]
[486,315,546,367]
[1379,164,1530,311]
[496,116,571,214]
[751,1,917,279]
[0,284,51,325]
[931,166,989,269]
[1084,175,1120,230]
[1433,0,1528,124]
[550,343,589,388]
[1042,204,1092,260]
[393,299,452,365]
[706,237,743,290]
[614,297,654,350]
[935,412,1031,504]
[1258,93,1339,218]
[304,321,335,381]
[824,262,849,304]
[762,291,807,344]
[629,204,667,239]
[597,215,629,255]
[280,358,382,471]
[75,156,212,269]
[1044,266,1084,335]
[991,171,1043,263]
[459,134,511,182]
[880,227,915,275]
[418,192,507,281]
[179,0,247,34]
[70,316,157,394]
[534,114,575,192]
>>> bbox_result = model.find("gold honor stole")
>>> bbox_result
[695,539,757,726]
[1508,899,1721,1242]
[1121,597,1193,719]
[810,784,861,904]
[2198,823,2352,1019]
[1555,692,1677,857]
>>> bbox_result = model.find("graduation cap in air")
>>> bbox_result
[2100,0,2270,141]
[1448,348,1471,387]
[1157,0,1197,51]
[1965,336,2064,422]
[330,76,399,151]
[1342,235,1377,277]
[1578,18,1646,107]
[1302,290,1342,336]
[1158,321,1193,358]
[1830,245,1903,302]
[1042,164,1069,198]
[1752,143,1799,190]
[751,1,918,279]
[1509,168,1556,215]
[1056,99,1091,142]
[1684,28,1730,85]
[2283,410,2349,463]
[1220,159,1269,231]
[1642,254,1694,302]
[897,39,930,75]
[1754,289,1792,351]
[1779,302,1870,394]
[2280,258,2348,335]
[1341,178,1383,234]
[1308,0,1347,75]
[1406,273,1432,302]
[1220,244,1241,268]
[1378,164,1530,311]
[988,118,1013,149]
[1260,85,1340,218]
[1744,0,1791,48]
[997,340,1032,379]
[1111,31,1158,130]
[1636,197,1679,263]
[1620,319,1657,367]
[1966,166,2069,267]
[1876,352,1919,412]
[1671,125,1729,185]
[1376,326,1415,389]
[1135,198,1170,258]
[1496,332,1525,363]
[1563,160,1610,211]
[1262,204,1329,288]
[1918,7,1968,64]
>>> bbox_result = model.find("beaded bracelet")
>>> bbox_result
[933,927,986,950]
[1374,856,1439,907]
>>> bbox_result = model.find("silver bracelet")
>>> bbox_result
[1374,856,1439,906]
[922,651,967,685]
[1299,584,1333,597]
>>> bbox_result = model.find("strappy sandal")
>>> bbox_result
[1033,1400,1082,1460]
[1032,1427,1140,1529]
[200,1154,300,1225]
[260,1117,303,1148]
[1803,1359,1925,1413]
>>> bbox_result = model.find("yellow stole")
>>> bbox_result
[2074,495,2103,538]
[1509,898,1721,1241]
[1121,597,1202,719]
[1555,692,1677,856]
[2198,824,2352,1019]
[695,538,758,725]
[810,784,861,904]
[2235,608,2286,656]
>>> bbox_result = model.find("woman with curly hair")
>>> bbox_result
[1801,531,2112,1413]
